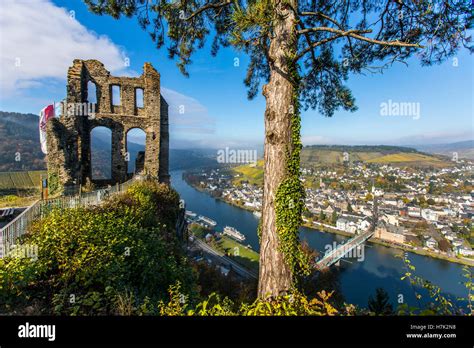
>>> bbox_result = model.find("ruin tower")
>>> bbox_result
[46,59,170,192]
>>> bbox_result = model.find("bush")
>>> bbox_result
[156,282,339,316]
[0,180,196,315]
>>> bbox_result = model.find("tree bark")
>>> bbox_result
[258,0,298,298]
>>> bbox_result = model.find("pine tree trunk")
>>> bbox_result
[258,0,298,298]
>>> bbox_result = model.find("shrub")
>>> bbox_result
[156,282,339,316]
[0,180,196,315]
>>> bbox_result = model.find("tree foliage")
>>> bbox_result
[368,287,393,315]
[84,0,472,116]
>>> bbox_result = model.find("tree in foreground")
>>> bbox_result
[368,288,393,315]
[83,0,472,298]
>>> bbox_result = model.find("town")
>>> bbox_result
[184,159,474,265]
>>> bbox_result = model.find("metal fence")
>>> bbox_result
[0,178,136,258]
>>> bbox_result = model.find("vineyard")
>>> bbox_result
[0,171,46,190]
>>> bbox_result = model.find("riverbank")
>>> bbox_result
[184,176,474,267]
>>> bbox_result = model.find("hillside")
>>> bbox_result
[301,145,452,168]
[0,170,45,190]
[0,112,45,171]
[233,160,264,186]
[413,140,474,160]
[230,145,454,186]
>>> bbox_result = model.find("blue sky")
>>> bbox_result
[1,0,472,148]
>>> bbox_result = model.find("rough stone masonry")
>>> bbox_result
[46,59,169,192]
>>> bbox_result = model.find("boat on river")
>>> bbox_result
[253,211,262,218]
[223,226,246,242]
[197,215,217,227]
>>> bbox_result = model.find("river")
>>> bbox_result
[171,170,470,309]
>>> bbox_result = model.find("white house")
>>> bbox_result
[336,217,358,234]
[358,219,371,231]
[424,236,438,249]
[381,213,399,226]
[456,246,474,257]
[407,206,421,218]
[421,209,438,222]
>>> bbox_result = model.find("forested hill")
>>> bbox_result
[0,111,216,172]
[0,111,45,171]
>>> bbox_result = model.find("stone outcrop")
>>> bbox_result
[46,59,169,192]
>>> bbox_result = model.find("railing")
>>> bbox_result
[0,178,137,258]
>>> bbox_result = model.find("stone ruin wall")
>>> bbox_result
[46,59,169,192]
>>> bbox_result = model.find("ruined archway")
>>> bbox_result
[90,126,112,180]
[46,59,170,194]
[126,127,146,175]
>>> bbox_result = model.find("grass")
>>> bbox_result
[0,172,14,189]
[0,195,39,208]
[217,235,259,272]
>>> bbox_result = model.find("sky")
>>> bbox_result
[0,0,472,149]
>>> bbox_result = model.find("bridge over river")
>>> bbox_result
[316,193,378,270]
[315,229,375,270]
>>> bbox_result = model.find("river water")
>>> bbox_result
[171,170,470,309]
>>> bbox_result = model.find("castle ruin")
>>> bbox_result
[46,59,169,192]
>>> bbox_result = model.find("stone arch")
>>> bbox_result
[125,127,146,174]
[90,126,112,180]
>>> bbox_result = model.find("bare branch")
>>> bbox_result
[299,11,343,29]
[297,27,423,49]
[296,29,372,61]
[185,0,232,21]
[297,33,346,60]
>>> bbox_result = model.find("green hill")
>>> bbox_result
[232,160,264,186]
[301,145,451,167]
[231,145,453,185]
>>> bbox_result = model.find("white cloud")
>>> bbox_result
[0,0,128,96]
[0,0,218,148]
[161,87,215,135]
[301,134,334,145]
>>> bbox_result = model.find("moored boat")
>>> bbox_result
[197,215,217,227]
[223,226,246,242]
